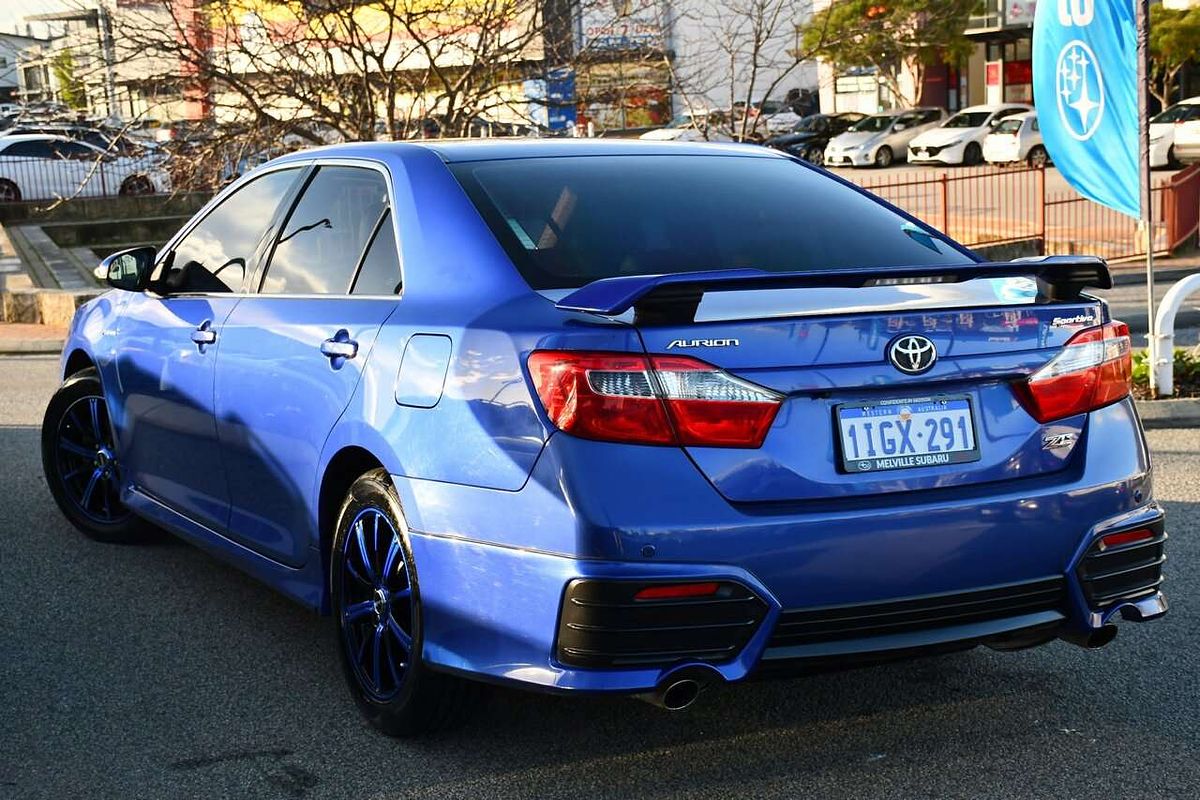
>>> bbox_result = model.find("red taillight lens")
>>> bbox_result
[1098,528,1155,551]
[634,582,721,600]
[527,350,782,447]
[1014,321,1132,422]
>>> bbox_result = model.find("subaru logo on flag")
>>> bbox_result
[1034,0,1139,218]
[1055,41,1105,141]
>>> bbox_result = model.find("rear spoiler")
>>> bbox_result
[554,256,1112,323]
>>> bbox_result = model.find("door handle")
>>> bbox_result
[320,337,358,360]
[191,321,216,350]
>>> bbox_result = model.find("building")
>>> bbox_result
[572,0,819,131]
[0,33,46,104]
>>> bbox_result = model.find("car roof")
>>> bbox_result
[955,104,1031,113]
[1176,96,1200,106]
[0,133,77,144]
[272,138,785,164]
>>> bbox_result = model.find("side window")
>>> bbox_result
[1031,118,1040,132]
[260,166,388,295]
[919,110,942,125]
[156,167,301,294]
[3,140,55,158]
[54,141,98,160]
[351,211,401,295]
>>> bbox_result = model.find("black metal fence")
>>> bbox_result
[0,153,171,205]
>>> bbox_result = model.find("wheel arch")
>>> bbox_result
[63,348,96,380]
[317,445,389,610]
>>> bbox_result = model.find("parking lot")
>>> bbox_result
[1,355,1198,799]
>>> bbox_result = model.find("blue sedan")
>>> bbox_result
[43,140,1167,735]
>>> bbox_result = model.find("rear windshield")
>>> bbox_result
[450,154,971,290]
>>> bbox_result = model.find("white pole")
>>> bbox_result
[1136,0,1158,396]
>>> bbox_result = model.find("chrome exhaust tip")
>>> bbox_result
[636,673,711,711]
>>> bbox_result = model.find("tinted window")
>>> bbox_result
[943,112,991,128]
[851,115,896,132]
[261,166,388,295]
[451,155,971,290]
[351,212,401,295]
[156,168,301,294]
[1031,117,1040,132]
[1151,103,1200,124]
[3,140,54,158]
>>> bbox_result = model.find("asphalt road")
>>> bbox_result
[2,356,1198,800]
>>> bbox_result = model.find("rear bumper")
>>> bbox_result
[395,398,1165,694]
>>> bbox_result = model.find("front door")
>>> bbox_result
[214,164,399,566]
[113,165,305,532]
[115,294,240,531]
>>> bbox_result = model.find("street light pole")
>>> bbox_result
[1136,0,1157,396]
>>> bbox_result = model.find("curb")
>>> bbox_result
[1135,398,1200,429]
[0,339,64,355]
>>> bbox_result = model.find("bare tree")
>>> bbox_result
[667,0,829,141]
[111,0,557,144]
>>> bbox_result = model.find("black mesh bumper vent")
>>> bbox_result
[555,579,767,668]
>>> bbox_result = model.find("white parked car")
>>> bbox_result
[639,111,734,142]
[1150,96,1200,168]
[824,108,946,168]
[908,104,1032,166]
[0,134,171,203]
[982,111,1049,167]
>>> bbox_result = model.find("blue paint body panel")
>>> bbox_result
[57,139,1166,698]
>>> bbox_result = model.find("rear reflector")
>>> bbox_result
[1098,528,1156,551]
[634,582,722,601]
[1014,321,1132,422]
[527,350,782,447]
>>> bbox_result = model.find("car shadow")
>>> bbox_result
[10,408,1198,798]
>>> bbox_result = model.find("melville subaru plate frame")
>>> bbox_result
[834,394,982,474]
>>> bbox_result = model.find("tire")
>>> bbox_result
[963,142,983,166]
[119,175,155,196]
[0,178,21,203]
[803,145,825,165]
[873,146,894,168]
[331,468,481,736]
[1026,145,1049,169]
[41,368,152,543]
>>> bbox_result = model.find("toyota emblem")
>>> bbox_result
[888,335,937,375]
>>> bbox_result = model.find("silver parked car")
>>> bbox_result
[824,107,947,168]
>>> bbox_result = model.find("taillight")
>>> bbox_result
[1014,321,1132,422]
[527,350,782,447]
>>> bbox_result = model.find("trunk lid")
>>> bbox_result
[555,265,1110,504]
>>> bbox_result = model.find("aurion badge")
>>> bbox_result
[888,335,937,375]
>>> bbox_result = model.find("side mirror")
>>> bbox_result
[98,246,156,292]
[893,122,907,131]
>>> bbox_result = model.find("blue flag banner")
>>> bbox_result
[1033,0,1139,218]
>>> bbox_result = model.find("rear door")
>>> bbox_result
[213,163,400,566]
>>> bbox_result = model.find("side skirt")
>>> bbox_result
[123,487,325,611]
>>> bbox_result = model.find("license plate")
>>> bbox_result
[835,396,980,473]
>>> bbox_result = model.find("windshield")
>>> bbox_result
[850,115,896,133]
[993,118,1023,134]
[943,111,993,128]
[450,155,971,290]
[792,116,825,132]
[666,114,700,129]
[1151,104,1200,124]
